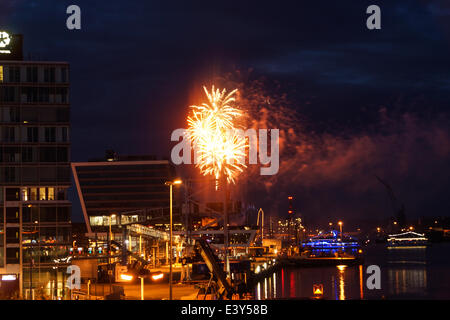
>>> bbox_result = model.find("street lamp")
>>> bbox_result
[29,220,38,300]
[108,214,116,289]
[338,221,343,241]
[139,276,144,300]
[165,179,182,300]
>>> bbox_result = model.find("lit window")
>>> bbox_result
[30,188,37,201]
[47,187,55,200]
[90,216,104,226]
[21,188,28,201]
[0,66,3,82]
[39,188,46,200]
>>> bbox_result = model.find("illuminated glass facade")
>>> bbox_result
[72,157,179,234]
[0,58,71,298]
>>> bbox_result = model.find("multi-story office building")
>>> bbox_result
[71,152,179,237]
[0,32,71,299]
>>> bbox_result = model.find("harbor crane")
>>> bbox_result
[375,175,406,228]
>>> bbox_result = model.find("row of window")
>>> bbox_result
[84,194,169,201]
[78,170,173,179]
[0,106,70,123]
[3,187,68,202]
[77,164,172,172]
[0,146,69,162]
[3,245,71,265]
[80,178,171,186]
[83,186,169,194]
[22,187,65,201]
[0,87,69,103]
[0,126,69,143]
[89,214,140,227]
[0,166,70,183]
[0,147,67,164]
[1,206,70,223]
[0,65,69,83]
[86,200,171,209]
[4,227,70,244]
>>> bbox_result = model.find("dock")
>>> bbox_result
[250,254,364,283]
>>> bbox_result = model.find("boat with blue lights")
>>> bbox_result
[296,230,364,264]
[302,230,360,250]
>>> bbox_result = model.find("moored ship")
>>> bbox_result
[387,231,429,247]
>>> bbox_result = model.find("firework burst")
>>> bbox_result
[187,86,247,184]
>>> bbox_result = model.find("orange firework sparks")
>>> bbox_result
[187,86,246,184]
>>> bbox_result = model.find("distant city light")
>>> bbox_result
[119,274,133,281]
[337,265,347,272]
[2,274,16,281]
[151,273,164,281]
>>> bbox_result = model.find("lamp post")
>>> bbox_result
[338,221,343,241]
[108,214,116,289]
[222,174,230,275]
[165,179,182,300]
[140,276,144,300]
[29,219,38,300]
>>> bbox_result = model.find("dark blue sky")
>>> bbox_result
[2,0,450,224]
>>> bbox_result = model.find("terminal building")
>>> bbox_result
[0,31,71,299]
[71,152,180,239]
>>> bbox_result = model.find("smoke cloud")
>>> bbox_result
[220,71,450,223]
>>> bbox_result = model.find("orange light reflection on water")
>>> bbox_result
[359,264,364,299]
[337,265,346,300]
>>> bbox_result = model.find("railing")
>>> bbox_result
[71,290,104,300]
[126,224,170,241]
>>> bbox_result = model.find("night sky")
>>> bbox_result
[2,0,450,225]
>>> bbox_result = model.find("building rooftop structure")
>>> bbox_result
[71,152,180,235]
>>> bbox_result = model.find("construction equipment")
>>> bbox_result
[194,239,234,300]
[376,175,406,228]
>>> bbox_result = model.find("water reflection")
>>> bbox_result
[255,265,359,300]
[388,268,427,295]
[359,265,364,299]
[386,245,427,297]
[338,265,346,300]
[253,244,449,300]
[273,272,276,299]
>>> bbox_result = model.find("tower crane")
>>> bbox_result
[375,175,406,228]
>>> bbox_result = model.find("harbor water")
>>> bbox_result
[254,243,450,299]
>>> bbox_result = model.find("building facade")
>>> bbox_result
[71,153,179,237]
[0,32,71,299]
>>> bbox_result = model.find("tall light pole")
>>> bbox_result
[30,220,38,300]
[221,174,230,275]
[108,214,116,289]
[165,179,182,300]
[140,276,144,300]
[338,221,343,241]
